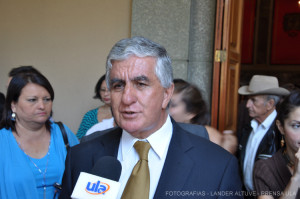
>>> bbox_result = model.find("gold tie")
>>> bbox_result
[121,141,151,199]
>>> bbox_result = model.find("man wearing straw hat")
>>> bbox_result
[237,75,290,195]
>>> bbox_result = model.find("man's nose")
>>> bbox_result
[246,99,252,108]
[121,84,137,105]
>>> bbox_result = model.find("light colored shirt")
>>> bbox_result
[85,117,114,136]
[243,109,277,191]
[117,115,173,199]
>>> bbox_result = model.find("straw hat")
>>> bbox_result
[238,75,290,96]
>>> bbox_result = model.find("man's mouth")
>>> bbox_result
[124,111,135,114]
[121,111,138,118]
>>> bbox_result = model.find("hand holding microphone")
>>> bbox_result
[71,156,122,199]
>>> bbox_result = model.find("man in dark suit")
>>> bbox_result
[237,75,290,195]
[60,36,242,199]
[80,123,209,143]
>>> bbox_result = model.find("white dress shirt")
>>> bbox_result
[116,115,173,199]
[85,117,114,136]
[243,109,277,191]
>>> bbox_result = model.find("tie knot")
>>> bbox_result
[134,141,151,161]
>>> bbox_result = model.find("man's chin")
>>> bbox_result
[122,126,151,139]
[121,123,140,134]
[248,112,255,118]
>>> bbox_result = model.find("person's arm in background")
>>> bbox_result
[278,148,300,199]
[205,126,238,154]
[222,130,238,155]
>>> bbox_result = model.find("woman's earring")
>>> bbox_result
[281,136,285,148]
[11,112,16,121]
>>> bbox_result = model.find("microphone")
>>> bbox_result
[91,156,122,182]
[71,156,122,199]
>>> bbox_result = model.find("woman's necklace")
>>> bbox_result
[17,138,51,199]
[282,148,295,168]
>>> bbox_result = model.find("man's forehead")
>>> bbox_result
[248,95,266,99]
[110,73,152,83]
[110,61,156,80]
[247,95,268,103]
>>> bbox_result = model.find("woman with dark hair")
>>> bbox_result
[0,72,78,199]
[76,74,113,139]
[7,65,41,88]
[169,79,238,154]
[254,90,300,199]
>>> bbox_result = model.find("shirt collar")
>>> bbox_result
[251,109,277,131]
[261,109,277,129]
[120,115,173,161]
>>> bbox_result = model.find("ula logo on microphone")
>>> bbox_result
[85,181,110,195]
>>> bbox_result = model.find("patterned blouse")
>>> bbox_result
[76,108,98,139]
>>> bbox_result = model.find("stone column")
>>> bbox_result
[131,0,191,79]
[131,0,216,106]
[188,0,216,105]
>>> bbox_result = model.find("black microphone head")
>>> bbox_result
[91,156,122,182]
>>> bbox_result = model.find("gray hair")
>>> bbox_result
[265,95,281,106]
[105,36,173,89]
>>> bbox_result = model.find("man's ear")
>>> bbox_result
[266,98,275,110]
[162,83,174,109]
[276,119,284,135]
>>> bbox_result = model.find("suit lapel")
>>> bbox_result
[154,122,194,198]
[92,127,122,165]
[89,124,195,197]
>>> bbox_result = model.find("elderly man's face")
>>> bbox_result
[246,95,273,123]
[109,56,174,139]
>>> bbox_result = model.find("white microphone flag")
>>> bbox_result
[71,172,120,199]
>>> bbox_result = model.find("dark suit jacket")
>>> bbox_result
[237,121,281,198]
[80,122,209,143]
[237,120,280,170]
[60,120,242,199]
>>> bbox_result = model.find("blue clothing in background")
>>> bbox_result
[0,122,79,199]
[76,108,98,139]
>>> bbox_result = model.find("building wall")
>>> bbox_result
[0,0,131,132]
[131,0,216,105]
[0,0,217,134]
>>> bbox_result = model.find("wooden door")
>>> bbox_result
[211,0,244,133]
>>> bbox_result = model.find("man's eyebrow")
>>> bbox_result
[110,75,149,85]
[110,78,124,85]
[133,75,149,82]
